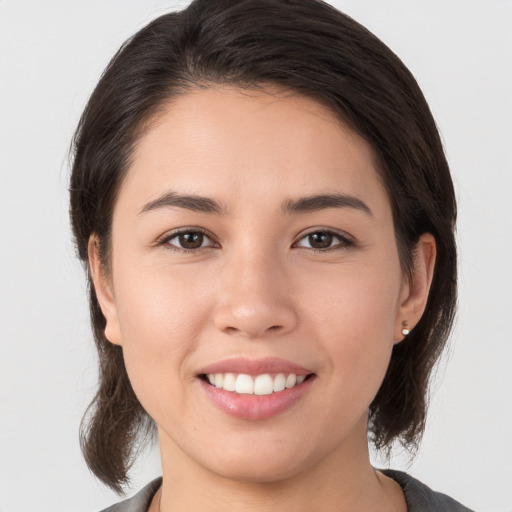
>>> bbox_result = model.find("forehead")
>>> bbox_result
[119,86,389,217]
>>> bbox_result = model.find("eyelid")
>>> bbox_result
[293,228,354,250]
[157,226,354,253]
[157,227,219,252]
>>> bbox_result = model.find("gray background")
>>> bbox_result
[1,1,511,510]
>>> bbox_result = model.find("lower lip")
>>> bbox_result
[199,377,314,421]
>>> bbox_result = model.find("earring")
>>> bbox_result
[401,321,410,336]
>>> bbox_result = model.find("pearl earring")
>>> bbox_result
[401,321,410,336]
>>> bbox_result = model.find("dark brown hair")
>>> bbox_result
[70,0,457,493]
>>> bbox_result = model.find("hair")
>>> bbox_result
[70,0,457,494]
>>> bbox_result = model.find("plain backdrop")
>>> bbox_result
[1,1,511,511]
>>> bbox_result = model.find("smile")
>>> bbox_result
[198,358,315,420]
[204,372,308,395]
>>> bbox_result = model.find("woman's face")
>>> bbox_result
[91,87,433,482]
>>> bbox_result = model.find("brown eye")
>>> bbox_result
[178,232,204,249]
[308,232,333,249]
[163,230,215,251]
[295,230,352,251]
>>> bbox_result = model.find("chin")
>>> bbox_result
[193,437,318,484]
[210,458,306,484]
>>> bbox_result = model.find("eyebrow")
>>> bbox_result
[140,191,372,217]
[140,191,228,215]
[281,193,372,216]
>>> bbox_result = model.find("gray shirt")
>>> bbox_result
[100,470,474,511]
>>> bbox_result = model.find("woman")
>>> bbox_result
[69,0,471,510]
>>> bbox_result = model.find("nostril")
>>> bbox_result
[221,324,285,338]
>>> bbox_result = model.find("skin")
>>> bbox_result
[89,87,436,511]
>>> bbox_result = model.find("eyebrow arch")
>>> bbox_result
[140,191,228,215]
[139,191,372,217]
[281,193,373,216]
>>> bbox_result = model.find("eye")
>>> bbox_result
[295,230,352,251]
[160,229,217,252]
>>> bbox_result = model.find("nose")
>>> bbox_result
[213,250,298,339]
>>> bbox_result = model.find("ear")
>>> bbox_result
[88,235,122,346]
[395,233,437,342]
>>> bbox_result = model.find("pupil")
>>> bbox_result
[179,232,203,249]
[309,232,332,249]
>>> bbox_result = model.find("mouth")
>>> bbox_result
[199,372,315,395]
[197,358,316,420]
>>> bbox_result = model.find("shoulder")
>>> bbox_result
[382,469,475,512]
[98,478,162,512]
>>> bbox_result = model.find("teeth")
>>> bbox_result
[223,373,236,392]
[254,374,273,395]
[273,373,286,392]
[235,374,254,394]
[214,373,224,388]
[285,374,297,389]
[205,372,308,394]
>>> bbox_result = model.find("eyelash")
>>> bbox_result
[294,229,353,252]
[157,228,217,253]
[157,228,354,254]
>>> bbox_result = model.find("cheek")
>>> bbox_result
[303,256,401,336]
[300,259,401,400]
[114,259,212,343]
[111,262,213,412]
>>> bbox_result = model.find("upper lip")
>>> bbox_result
[198,357,313,377]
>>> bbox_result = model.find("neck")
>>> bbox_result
[154,418,406,512]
